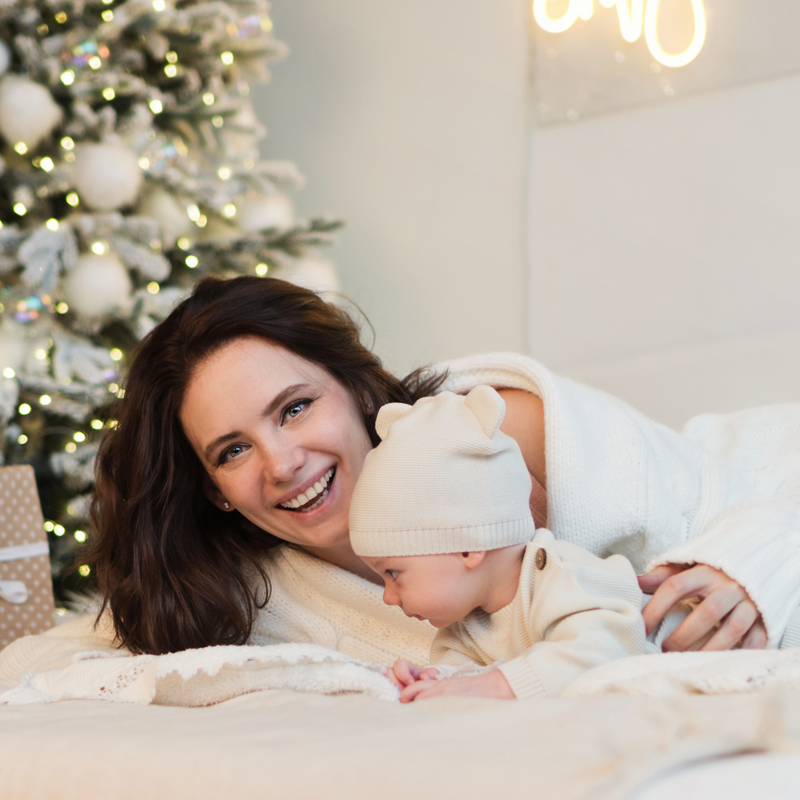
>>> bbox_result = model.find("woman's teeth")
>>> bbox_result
[280,467,334,511]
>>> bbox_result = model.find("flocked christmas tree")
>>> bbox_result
[0,0,341,601]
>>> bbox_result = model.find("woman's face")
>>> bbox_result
[180,337,373,550]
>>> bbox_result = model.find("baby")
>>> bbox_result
[349,385,650,702]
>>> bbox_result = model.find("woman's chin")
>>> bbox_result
[274,502,351,550]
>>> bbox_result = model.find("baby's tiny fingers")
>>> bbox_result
[400,681,430,703]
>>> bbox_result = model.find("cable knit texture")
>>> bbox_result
[430,530,648,699]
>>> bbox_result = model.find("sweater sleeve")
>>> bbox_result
[647,497,800,646]
[499,534,649,699]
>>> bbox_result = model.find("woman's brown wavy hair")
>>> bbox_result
[86,275,445,654]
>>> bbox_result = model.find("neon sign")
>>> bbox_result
[533,0,707,68]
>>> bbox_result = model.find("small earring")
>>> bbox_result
[223,501,231,510]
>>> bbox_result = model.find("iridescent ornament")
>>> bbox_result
[14,296,43,324]
[68,40,109,68]
[230,15,270,38]
[141,137,188,174]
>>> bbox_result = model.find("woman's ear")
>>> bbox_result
[202,473,233,511]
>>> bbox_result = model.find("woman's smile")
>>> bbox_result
[277,466,336,511]
[180,337,373,551]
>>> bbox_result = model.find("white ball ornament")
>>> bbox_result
[73,143,143,211]
[0,75,63,150]
[237,193,295,232]
[137,187,193,246]
[0,41,10,77]
[281,255,340,301]
[61,253,133,318]
[0,330,28,373]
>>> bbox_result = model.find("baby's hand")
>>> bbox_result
[385,659,441,689]
[400,670,515,702]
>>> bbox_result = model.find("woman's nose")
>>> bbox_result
[261,440,304,484]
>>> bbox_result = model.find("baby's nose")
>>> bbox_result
[383,585,400,607]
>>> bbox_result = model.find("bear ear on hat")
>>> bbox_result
[463,385,506,439]
[375,402,414,441]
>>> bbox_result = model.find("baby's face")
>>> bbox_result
[362,553,482,628]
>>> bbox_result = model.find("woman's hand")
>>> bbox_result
[638,564,767,651]
[399,669,515,702]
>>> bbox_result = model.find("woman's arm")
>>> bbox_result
[497,387,776,652]
[440,354,797,653]
[496,389,546,488]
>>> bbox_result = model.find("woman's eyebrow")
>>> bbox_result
[202,383,312,463]
[262,383,312,418]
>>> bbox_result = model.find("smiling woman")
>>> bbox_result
[86,276,445,655]
[83,275,800,662]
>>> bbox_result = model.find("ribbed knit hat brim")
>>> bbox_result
[350,386,536,557]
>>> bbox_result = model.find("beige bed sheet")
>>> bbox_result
[2,687,799,800]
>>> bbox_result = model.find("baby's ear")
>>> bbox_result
[375,402,414,441]
[463,385,506,439]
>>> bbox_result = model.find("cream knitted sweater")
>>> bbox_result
[430,529,649,699]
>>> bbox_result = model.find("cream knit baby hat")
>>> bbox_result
[349,385,536,557]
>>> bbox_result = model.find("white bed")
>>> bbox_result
[2,674,800,799]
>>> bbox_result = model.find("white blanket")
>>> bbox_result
[0,642,397,706]
[6,635,800,709]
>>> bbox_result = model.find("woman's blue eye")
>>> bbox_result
[283,399,312,422]
[220,444,246,463]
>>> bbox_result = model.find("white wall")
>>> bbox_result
[255,3,800,430]
[529,73,800,428]
[253,1,531,377]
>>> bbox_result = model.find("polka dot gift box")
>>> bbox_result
[0,466,55,650]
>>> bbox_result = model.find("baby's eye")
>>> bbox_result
[386,570,399,580]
